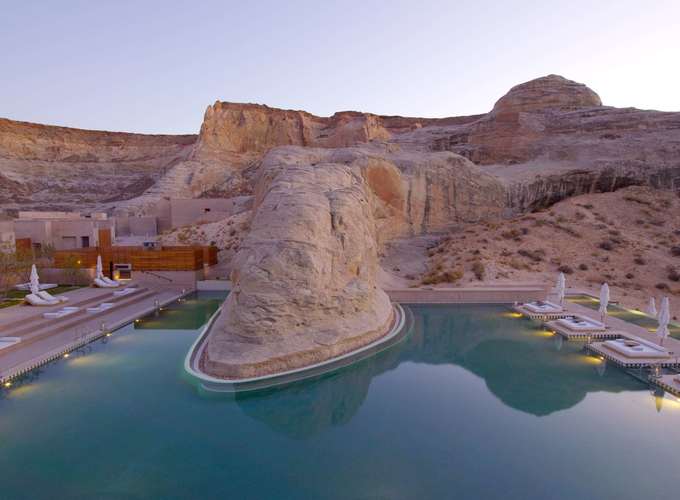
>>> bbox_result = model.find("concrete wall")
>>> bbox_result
[0,221,15,252]
[167,196,252,229]
[196,280,231,291]
[13,218,114,250]
[132,269,204,287]
[115,216,158,237]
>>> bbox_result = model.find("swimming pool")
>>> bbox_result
[568,293,680,338]
[1,302,678,499]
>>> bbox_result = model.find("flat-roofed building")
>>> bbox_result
[0,220,15,252]
[14,211,114,251]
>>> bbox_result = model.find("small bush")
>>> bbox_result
[578,263,588,271]
[501,228,521,239]
[625,273,635,279]
[668,268,680,282]
[518,249,545,262]
[671,246,680,257]
[557,265,574,274]
[599,240,615,251]
[656,283,670,291]
[633,256,646,265]
[472,261,485,281]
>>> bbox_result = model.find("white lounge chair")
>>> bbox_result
[0,337,21,350]
[15,282,58,291]
[94,278,118,288]
[38,290,68,303]
[43,307,79,319]
[86,302,115,313]
[24,293,56,306]
[101,277,120,287]
[113,288,137,297]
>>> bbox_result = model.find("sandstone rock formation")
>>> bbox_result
[203,147,394,378]
[0,118,195,210]
[3,74,680,379]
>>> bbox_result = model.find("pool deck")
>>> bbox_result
[522,290,680,369]
[655,374,680,398]
[0,283,188,383]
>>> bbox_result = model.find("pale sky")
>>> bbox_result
[1,0,678,134]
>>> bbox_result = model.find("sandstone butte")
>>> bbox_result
[2,74,679,378]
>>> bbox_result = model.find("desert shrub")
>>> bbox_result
[656,282,670,291]
[509,258,528,270]
[578,263,589,271]
[668,268,680,282]
[421,266,464,285]
[557,264,573,274]
[671,246,680,257]
[517,248,545,262]
[623,195,652,206]
[501,228,522,240]
[575,211,586,220]
[625,272,635,279]
[599,240,615,251]
[633,256,646,265]
[582,203,594,209]
[472,261,485,281]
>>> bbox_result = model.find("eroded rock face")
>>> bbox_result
[200,143,506,378]
[0,118,196,209]
[203,147,394,378]
[491,74,602,114]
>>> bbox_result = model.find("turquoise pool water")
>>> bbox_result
[135,290,227,330]
[567,293,680,338]
[1,303,679,499]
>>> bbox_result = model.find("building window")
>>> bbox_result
[81,236,90,248]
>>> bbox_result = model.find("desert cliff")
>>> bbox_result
[3,74,680,378]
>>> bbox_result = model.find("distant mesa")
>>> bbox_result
[492,74,603,115]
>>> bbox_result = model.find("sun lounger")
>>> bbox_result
[38,290,68,303]
[113,288,137,297]
[86,302,115,313]
[0,337,21,350]
[603,337,670,359]
[15,282,58,291]
[101,277,120,287]
[522,301,563,314]
[43,307,80,319]
[24,293,57,306]
[555,315,605,332]
[94,278,118,288]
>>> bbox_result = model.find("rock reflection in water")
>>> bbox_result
[231,304,644,437]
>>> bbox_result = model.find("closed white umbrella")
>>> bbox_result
[646,297,657,318]
[598,283,610,325]
[556,272,566,305]
[96,255,103,279]
[656,296,670,346]
[29,264,40,295]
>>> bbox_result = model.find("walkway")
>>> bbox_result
[0,284,187,382]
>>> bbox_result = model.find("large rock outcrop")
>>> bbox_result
[201,143,505,378]
[203,147,394,378]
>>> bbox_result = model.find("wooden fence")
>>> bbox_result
[54,245,216,271]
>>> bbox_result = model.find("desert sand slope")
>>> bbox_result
[413,186,680,318]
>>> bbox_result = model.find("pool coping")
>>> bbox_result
[183,303,408,392]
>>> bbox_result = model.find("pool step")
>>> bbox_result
[0,288,149,338]
[0,289,158,356]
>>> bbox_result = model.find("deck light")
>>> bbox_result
[63,353,70,359]
[3,382,11,388]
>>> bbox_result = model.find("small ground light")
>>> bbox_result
[63,353,70,358]
[4,382,11,388]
